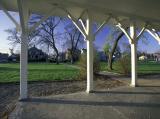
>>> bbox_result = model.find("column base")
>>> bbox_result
[19,96,29,101]
[86,90,94,93]
[130,84,137,87]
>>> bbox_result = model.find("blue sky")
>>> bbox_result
[94,26,160,53]
[0,11,159,54]
[0,11,19,54]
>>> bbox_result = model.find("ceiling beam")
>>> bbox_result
[17,0,29,33]
[146,29,160,44]
[0,2,20,31]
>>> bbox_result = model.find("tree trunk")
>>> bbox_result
[55,51,59,64]
[108,32,124,70]
[52,45,59,64]
[55,52,59,64]
[71,50,76,64]
[70,55,74,64]
[108,53,113,70]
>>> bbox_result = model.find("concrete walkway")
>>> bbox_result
[99,71,160,87]
[10,86,160,119]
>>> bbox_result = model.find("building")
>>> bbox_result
[139,55,147,61]
[8,54,20,62]
[0,53,8,63]
[28,46,48,62]
[154,53,160,62]
[8,48,20,62]
[65,48,81,62]
[81,48,87,54]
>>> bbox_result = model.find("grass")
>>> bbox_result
[137,61,160,74]
[100,61,160,75]
[0,61,159,83]
[100,62,120,73]
[0,63,79,83]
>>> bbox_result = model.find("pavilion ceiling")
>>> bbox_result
[0,0,160,30]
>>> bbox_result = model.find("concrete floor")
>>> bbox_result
[119,78,160,87]
[9,86,160,119]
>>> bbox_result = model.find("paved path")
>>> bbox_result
[10,86,160,119]
[98,71,160,87]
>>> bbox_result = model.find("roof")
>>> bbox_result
[29,46,43,53]
[0,0,160,30]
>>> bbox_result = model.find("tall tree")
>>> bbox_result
[5,28,38,48]
[31,15,62,64]
[103,26,149,70]
[108,32,123,70]
[63,20,84,64]
[103,29,124,70]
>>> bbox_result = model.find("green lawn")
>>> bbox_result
[0,61,159,83]
[100,61,160,74]
[137,61,160,74]
[0,63,79,83]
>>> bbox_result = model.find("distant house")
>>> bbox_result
[139,55,147,61]
[0,53,8,63]
[65,49,81,62]
[138,52,160,62]
[8,54,20,62]
[28,46,47,62]
[81,48,87,54]
[154,53,160,62]
[8,49,20,62]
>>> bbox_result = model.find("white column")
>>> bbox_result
[17,0,29,100]
[67,10,94,93]
[86,14,94,93]
[20,33,28,99]
[130,23,137,87]
[130,42,137,87]
[86,36,94,93]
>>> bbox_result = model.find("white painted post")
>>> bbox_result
[130,23,137,87]
[17,0,29,100]
[86,36,94,93]
[86,16,94,93]
[20,32,28,99]
[67,10,94,93]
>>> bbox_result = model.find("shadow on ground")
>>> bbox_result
[24,96,160,108]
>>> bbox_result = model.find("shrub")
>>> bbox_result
[114,55,131,75]
[78,49,100,80]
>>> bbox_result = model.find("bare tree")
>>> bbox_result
[109,32,123,70]
[31,15,62,64]
[64,21,84,64]
[103,26,125,70]
[5,28,38,48]
[103,25,149,70]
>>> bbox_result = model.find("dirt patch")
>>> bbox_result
[0,75,125,119]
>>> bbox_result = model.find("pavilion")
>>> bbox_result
[0,0,160,100]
